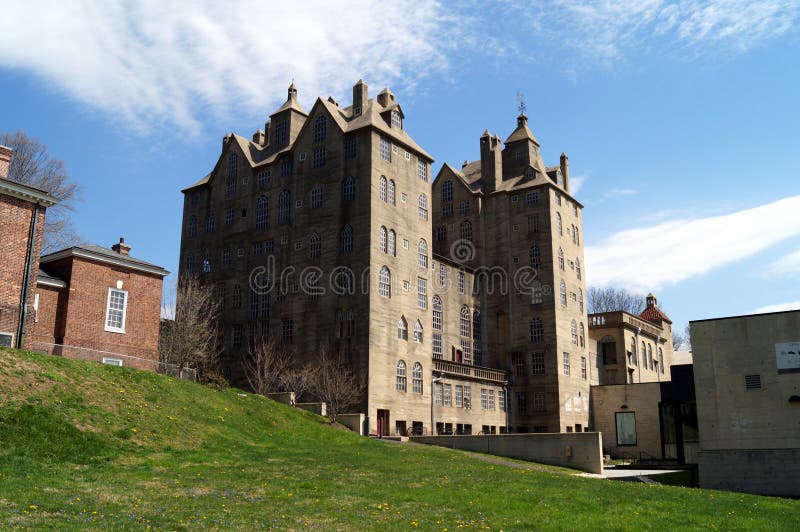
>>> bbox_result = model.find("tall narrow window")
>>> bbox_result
[397,316,407,340]
[558,248,565,270]
[576,258,581,280]
[227,152,238,194]
[578,288,584,313]
[433,333,443,358]
[379,266,391,297]
[439,264,448,287]
[380,137,391,161]
[232,285,242,308]
[417,278,427,309]
[432,296,442,330]
[206,213,216,233]
[313,115,327,143]
[188,216,197,237]
[255,195,269,228]
[563,352,570,376]
[278,189,291,225]
[105,289,128,332]
[312,147,326,168]
[458,271,465,294]
[388,229,396,256]
[659,348,664,374]
[339,225,353,252]
[343,137,357,160]
[460,306,471,338]
[309,233,321,258]
[473,311,482,365]
[571,320,578,345]
[413,320,423,343]
[342,176,356,201]
[460,221,473,242]
[442,180,453,202]
[391,110,402,129]
[530,245,541,269]
[379,176,387,202]
[396,360,407,391]
[631,337,638,365]
[379,226,387,253]
[530,318,543,341]
[310,186,323,209]
[647,344,653,370]
[579,323,585,347]
[418,194,428,220]
[560,280,567,305]
[418,239,428,268]
[417,159,427,182]
[388,179,396,205]
[412,363,423,394]
[556,212,562,235]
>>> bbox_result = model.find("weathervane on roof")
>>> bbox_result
[516,92,526,116]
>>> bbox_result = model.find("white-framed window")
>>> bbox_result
[417,159,427,181]
[563,352,570,376]
[388,179,396,205]
[418,194,428,220]
[105,288,128,333]
[379,175,388,202]
[380,137,391,161]
[531,283,543,304]
[379,266,391,297]
[396,360,407,392]
[391,110,402,129]
[397,316,408,340]
[458,271,465,294]
[581,356,587,380]
[413,320,424,343]
[498,390,506,411]
[439,263,448,287]
[455,385,464,408]
[379,226,388,253]
[388,230,396,256]
[432,333,442,359]
[481,388,488,410]
[443,383,452,406]
[556,212,562,235]
[432,296,442,330]
[417,278,427,309]
[460,306,471,338]
[560,280,567,306]
[460,221,473,242]
[571,320,578,345]
[102,357,123,366]
[418,239,428,268]
[412,363,423,394]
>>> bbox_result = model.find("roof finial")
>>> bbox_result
[516,91,526,116]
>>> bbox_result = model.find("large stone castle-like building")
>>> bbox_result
[179,81,673,436]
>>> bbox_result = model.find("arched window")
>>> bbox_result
[232,285,242,308]
[379,226,387,253]
[412,362,423,394]
[530,318,543,341]
[388,229,396,256]
[309,233,321,258]
[631,337,637,365]
[396,360,407,391]
[413,320,423,343]
[339,225,353,252]
[310,186,323,209]
[342,176,356,201]
[418,194,428,220]
[571,320,578,345]
[255,195,269,228]
[418,239,428,268]
[188,215,197,237]
[397,316,407,340]
[647,344,653,370]
[442,180,453,203]
[227,152,238,179]
[313,115,327,143]
[186,252,195,274]
[346,310,355,337]
[379,176,387,202]
[432,296,442,330]
[379,266,391,297]
[388,179,396,205]
[334,269,354,295]
[576,258,581,279]
[206,213,216,233]
[439,264,448,287]
[391,110,402,129]
[659,347,664,374]
[558,248,565,270]
[335,309,344,338]
[460,221,473,242]
[460,306,471,338]
[278,189,291,225]
[579,322,585,347]
[530,245,541,269]
[202,250,211,273]
[556,212,562,235]
[642,341,646,367]
[560,280,567,305]
[473,310,483,365]
[578,288,584,313]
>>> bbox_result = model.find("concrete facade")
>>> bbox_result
[590,382,663,459]
[691,310,800,497]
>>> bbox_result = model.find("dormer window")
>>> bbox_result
[391,110,402,129]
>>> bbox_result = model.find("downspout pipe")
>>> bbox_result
[17,202,42,349]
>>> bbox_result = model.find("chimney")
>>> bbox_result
[222,133,232,152]
[252,129,265,145]
[112,237,131,256]
[560,152,570,192]
[352,79,367,116]
[263,121,270,146]
[479,130,502,194]
[0,145,12,179]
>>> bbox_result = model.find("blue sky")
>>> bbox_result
[1,0,799,334]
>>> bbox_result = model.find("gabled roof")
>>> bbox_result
[37,268,67,288]
[0,177,59,207]
[40,244,169,277]
[640,305,673,324]
[505,114,539,145]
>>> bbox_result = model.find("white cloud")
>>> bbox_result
[752,300,800,314]
[585,195,800,291]
[569,175,587,195]
[0,0,462,133]
[764,249,800,279]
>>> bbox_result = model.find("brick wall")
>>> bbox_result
[0,193,45,347]
[28,283,65,345]
[55,257,164,363]
[0,146,12,179]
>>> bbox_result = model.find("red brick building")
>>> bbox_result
[27,238,169,370]
[0,144,59,349]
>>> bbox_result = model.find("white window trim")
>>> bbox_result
[102,357,124,366]
[104,287,128,334]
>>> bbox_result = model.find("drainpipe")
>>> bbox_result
[503,380,509,432]
[17,203,42,349]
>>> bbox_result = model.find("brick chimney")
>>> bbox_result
[0,145,12,179]
[112,237,131,255]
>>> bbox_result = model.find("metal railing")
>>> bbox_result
[433,359,508,384]
[28,341,196,381]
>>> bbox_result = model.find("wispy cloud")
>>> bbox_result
[0,0,464,133]
[585,195,800,291]
[764,249,800,279]
[569,175,587,195]
[751,300,800,313]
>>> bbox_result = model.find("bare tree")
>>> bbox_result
[242,336,289,396]
[1,131,80,252]
[279,364,318,403]
[159,275,220,377]
[674,323,692,351]
[587,287,645,314]
[311,348,363,423]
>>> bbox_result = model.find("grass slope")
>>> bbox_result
[0,348,796,530]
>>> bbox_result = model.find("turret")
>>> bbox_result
[352,79,367,116]
[560,152,570,192]
[480,130,503,193]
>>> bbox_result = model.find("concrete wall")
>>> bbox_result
[267,391,295,406]
[590,382,663,459]
[698,449,800,497]
[411,432,603,474]
[297,402,327,416]
[338,413,367,435]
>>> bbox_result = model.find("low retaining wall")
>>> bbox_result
[266,392,295,406]
[411,432,604,474]
[338,413,367,435]
[698,448,800,497]
[296,402,327,416]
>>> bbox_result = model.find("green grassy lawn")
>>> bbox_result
[0,348,796,530]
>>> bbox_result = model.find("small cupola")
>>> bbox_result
[646,293,658,308]
[287,82,298,99]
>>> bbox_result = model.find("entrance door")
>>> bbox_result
[377,409,390,437]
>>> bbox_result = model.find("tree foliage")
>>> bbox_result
[587,287,645,314]
[1,131,80,252]
[159,275,220,377]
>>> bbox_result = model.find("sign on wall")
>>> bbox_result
[775,342,800,374]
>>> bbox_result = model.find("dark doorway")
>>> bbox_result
[377,409,390,437]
